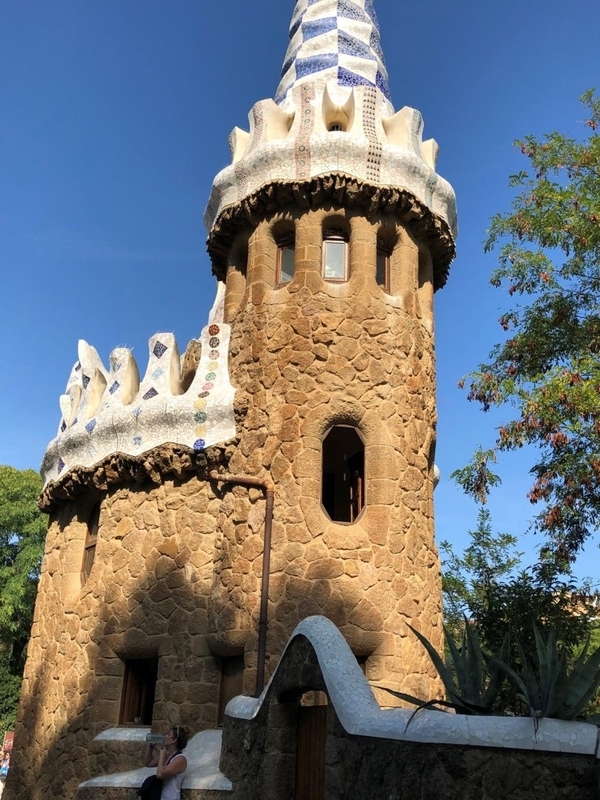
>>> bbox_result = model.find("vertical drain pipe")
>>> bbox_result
[210,471,275,697]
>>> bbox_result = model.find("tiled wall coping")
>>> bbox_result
[226,616,600,758]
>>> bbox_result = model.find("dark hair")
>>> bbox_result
[171,726,188,750]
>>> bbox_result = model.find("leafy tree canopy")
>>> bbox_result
[0,466,46,672]
[459,91,600,568]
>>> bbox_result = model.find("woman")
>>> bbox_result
[144,726,188,800]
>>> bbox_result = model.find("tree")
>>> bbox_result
[460,91,600,568]
[440,507,599,713]
[0,466,46,731]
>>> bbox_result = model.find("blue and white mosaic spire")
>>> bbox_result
[275,0,391,107]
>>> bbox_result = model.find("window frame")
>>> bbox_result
[217,655,245,726]
[376,238,392,292]
[321,425,365,524]
[80,503,100,586]
[119,657,159,726]
[322,228,349,283]
[276,234,296,286]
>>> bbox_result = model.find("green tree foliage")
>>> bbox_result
[0,466,46,732]
[460,91,600,567]
[441,508,598,712]
[441,509,596,654]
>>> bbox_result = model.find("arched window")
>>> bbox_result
[322,228,348,282]
[376,237,391,292]
[81,502,100,585]
[276,233,295,285]
[322,426,365,523]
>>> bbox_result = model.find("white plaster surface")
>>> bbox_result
[205,82,458,239]
[94,727,151,742]
[41,283,236,487]
[226,616,600,757]
[79,729,232,791]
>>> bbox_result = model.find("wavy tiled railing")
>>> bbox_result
[41,288,236,487]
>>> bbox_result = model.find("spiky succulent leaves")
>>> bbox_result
[407,622,496,714]
[481,632,510,708]
[557,637,600,719]
[488,644,539,716]
[406,623,458,704]
[532,625,562,716]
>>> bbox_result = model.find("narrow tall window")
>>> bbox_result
[277,235,295,285]
[81,502,100,585]
[322,229,348,282]
[119,658,158,725]
[217,655,244,726]
[322,426,365,523]
[376,238,391,292]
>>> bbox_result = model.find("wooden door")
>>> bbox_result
[295,705,327,800]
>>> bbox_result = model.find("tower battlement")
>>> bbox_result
[41,294,236,487]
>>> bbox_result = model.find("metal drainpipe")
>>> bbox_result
[209,470,275,697]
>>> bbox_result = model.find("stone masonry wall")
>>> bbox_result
[210,205,444,704]
[6,475,229,800]
[220,636,600,800]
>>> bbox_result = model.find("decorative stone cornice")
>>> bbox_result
[39,442,235,512]
[207,173,456,289]
[205,81,457,245]
[40,285,237,493]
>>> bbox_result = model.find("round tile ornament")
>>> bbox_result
[193,439,206,451]
[202,383,214,391]
[198,391,210,399]
[209,337,220,348]
[209,325,220,336]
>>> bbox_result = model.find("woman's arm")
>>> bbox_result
[144,744,159,768]
[156,752,187,780]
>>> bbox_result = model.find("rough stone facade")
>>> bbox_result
[213,202,444,700]
[6,3,459,797]
[221,633,600,800]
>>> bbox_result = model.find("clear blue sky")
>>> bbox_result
[1,0,599,577]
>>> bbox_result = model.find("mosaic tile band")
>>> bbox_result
[41,284,236,487]
[276,0,390,107]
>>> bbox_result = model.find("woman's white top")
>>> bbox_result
[160,753,186,800]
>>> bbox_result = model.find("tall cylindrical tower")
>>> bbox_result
[6,3,456,799]
[204,0,456,692]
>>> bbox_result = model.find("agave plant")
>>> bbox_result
[379,620,509,715]
[490,624,600,720]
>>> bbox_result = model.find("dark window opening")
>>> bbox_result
[119,658,158,726]
[322,228,348,282]
[328,123,344,132]
[277,235,296,285]
[376,238,391,291]
[322,426,365,523]
[81,503,100,586]
[218,655,244,726]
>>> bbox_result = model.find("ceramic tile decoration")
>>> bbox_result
[275,0,391,107]
[41,283,235,486]
[204,0,457,242]
[226,616,600,757]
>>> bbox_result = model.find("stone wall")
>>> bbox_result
[213,204,444,705]
[220,630,600,800]
[6,472,228,800]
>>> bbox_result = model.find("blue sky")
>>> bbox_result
[1,0,599,577]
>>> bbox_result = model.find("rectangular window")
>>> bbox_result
[81,503,100,585]
[376,246,390,291]
[119,658,159,725]
[277,243,295,285]
[217,655,244,726]
[322,239,347,281]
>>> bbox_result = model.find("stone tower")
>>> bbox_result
[7,2,456,798]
